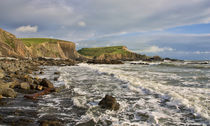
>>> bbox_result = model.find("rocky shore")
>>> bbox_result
[0,57,76,125]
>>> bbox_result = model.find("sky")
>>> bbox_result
[0,0,210,60]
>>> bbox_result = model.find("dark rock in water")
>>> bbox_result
[130,62,149,65]
[87,59,123,64]
[39,71,44,74]
[54,72,60,75]
[40,78,54,88]
[0,88,17,98]
[38,116,64,126]
[54,77,59,81]
[39,120,64,126]
[76,119,96,126]
[98,95,120,111]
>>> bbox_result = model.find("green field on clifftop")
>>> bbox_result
[20,38,68,47]
[78,46,130,57]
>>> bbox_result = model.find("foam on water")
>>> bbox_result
[79,63,210,124]
[34,62,210,125]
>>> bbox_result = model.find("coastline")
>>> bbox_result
[0,57,76,125]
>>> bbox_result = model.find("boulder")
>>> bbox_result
[98,95,120,111]
[54,72,60,75]
[40,78,54,88]
[0,88,17,98]
[20,82,30,90]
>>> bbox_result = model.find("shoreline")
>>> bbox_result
[0,57,77,125]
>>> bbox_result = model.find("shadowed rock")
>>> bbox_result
[98,95,120,111]
[40,78,54,88]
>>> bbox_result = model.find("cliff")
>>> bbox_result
[78,46,149,61]
[0,28,30,57]
[0,28,83,60]
[21,38,82,60]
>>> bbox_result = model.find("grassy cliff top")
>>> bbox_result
[20,38,70,47]
[78,46,131,57]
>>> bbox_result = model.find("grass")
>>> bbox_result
[20,38,65,47]
[78,46,131,57]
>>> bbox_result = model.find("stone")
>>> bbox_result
[54,77,58,81]
[0,88,17,98]
[20,82,30,90]
[54,72,60,75]
[30,84,37,89]
[98,95,120,111]
[37,85,43,90]
[40,78,54,88]
[0,69,5,78]
[39,120,64,126]
[76,119,96,126]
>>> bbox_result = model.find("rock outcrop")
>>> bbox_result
[0,28,30,58]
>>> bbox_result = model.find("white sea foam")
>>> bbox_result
[79,63,210,121]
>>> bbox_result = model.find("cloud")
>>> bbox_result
[78,21,86,27]
[1,0,210,41]
[16,25,38,33]
[139,46,174,53]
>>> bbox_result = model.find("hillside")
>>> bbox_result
[0,28,84,60]
[78,46,149,61]
[0,28,29,57]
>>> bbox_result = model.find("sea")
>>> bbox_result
[1,60,210,125]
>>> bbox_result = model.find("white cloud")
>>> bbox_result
[141,46,174,53]
[16,25,38,33]
[78,21,86,27]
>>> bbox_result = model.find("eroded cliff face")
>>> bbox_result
[0,28,83,60]
[0,28,29,57]
[26,41,82,59]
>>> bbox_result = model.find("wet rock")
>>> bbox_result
[39,71,44,74]
[98,95,120,111]
[39,120,64,126]
[37,85,43,90]
[20,82,30,90]
[24,88,54,99]
[76,119,96,126]
[0,88,17,98]
[87,59,123,64]
[40,78,54,88]
[54,72,60,75]
[54,77,59,81]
